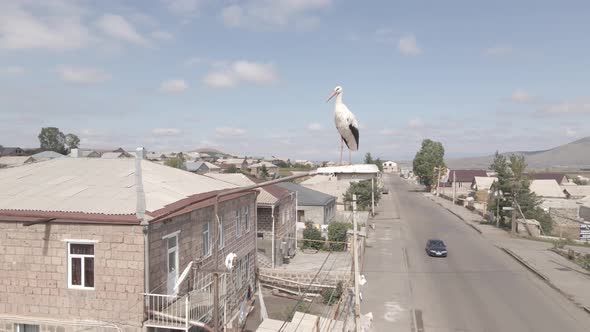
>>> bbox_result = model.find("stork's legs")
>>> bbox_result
[349,149,352,165]
[340,138,344,165]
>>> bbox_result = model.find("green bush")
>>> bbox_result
[343,180,381,211]
[327,222,351,251]
[321,281,343,305]
[302,222,324,250]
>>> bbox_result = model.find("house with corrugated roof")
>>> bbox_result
[31,150,65,161]
[185,161,221,174]
[0,152,258,331]
[275,182,336,225]
[530,179,567,198]
[528,172,568,185]
[248,161,279,177]
[0,146,25,156]
[204,173,296,268]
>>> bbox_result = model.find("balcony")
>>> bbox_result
[143,274,226,331]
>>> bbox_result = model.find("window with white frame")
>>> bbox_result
[15,324,39,332]
[245,254,250,284]
[218,216,224,249]
[202,220,211,256]
[235,258,242,289]
[68,242,94,289]
[245,206,250,232]
[236,209,241,238]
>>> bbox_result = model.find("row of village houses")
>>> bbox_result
[434,169,590,239]
[0,147,382,332]
[0,147,322,179]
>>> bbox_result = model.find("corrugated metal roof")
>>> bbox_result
[0,158,235,215]
[530,179,566,198]
[31,151,65,160]
[204,173,287,205]
[0,156,35,167]
[316,164,379,174]
[561,185,590,198]
[275,182,335,206]
[472,176,497,191]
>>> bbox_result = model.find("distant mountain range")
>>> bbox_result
[445,137,590,171]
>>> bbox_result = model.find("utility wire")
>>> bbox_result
[277,251,333,332]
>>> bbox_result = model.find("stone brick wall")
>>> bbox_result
[148,192,258,325]
[257,207,273,237]
[0,221,144,332]
[550,207,582,239]
[299,205,325,225]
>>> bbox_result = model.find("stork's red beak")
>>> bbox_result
[326,91,337,102]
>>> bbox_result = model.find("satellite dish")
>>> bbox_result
[225,253,237,270]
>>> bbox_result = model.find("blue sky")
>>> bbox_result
[1,0,589,161]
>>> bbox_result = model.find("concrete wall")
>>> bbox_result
[550,207,582,239]
[148,193,258,325]
[299,205,324,224]
[0,221,144,332]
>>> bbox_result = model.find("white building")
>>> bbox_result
[382,161,398,173]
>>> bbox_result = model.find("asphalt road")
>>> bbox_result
[361,174,590,332]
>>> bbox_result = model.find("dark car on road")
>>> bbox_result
[425,239,447,257]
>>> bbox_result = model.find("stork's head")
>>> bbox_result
[326,85,342,102]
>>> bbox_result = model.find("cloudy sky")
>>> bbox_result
[1,0,589,161]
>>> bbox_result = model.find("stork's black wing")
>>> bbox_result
[348,124,359,149]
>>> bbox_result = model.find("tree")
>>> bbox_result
[38,127,66,153]
[343,179,381,211]
[226,165,240,173]
[327,222,352,251]
[164,156,186,170]
[302,222,324,250]
[412,139,445,188]
[489,153,553,233]
[259,164,269,179]
[65,133,80,150]
[364,152,384,172]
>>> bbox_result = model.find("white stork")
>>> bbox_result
[326,86,359,165]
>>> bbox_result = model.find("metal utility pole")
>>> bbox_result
[352,194,361,332]
[511,186,517,235]
[453,171,457,204]
[371,178,375,217]
[496,196,500,228]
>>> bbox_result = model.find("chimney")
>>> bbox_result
[70,148,79,158]
[136,147,146,159]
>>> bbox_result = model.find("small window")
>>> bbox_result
[218,216,224,249]
[68,242,94,289]
[235,258,242,289]
[202,220,211,256]
[236,209,242,238]
[245,206,250,232]
[15,324,39,332]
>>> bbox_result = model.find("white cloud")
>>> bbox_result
[307,122,323,131]
[408,118,424,129]
[220,0,332,30]
[0,66,25,75]
[163,0,204,15]
[398,34,422,56]
[152,30,174,40]
[96,14,148,46]
[484,45,513,57]
[511,89,534,103]
[202,60,278,88]
[152,128,182,136]
[159,79,188,93]
[203,72,237,88]
[57,66,111,84]
[216,126,246,137]
[0,2,93,51]
[541,100,590,114]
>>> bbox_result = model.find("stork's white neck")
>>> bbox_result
[335,92,343,104]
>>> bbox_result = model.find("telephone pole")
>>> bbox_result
[352,194,361,332]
